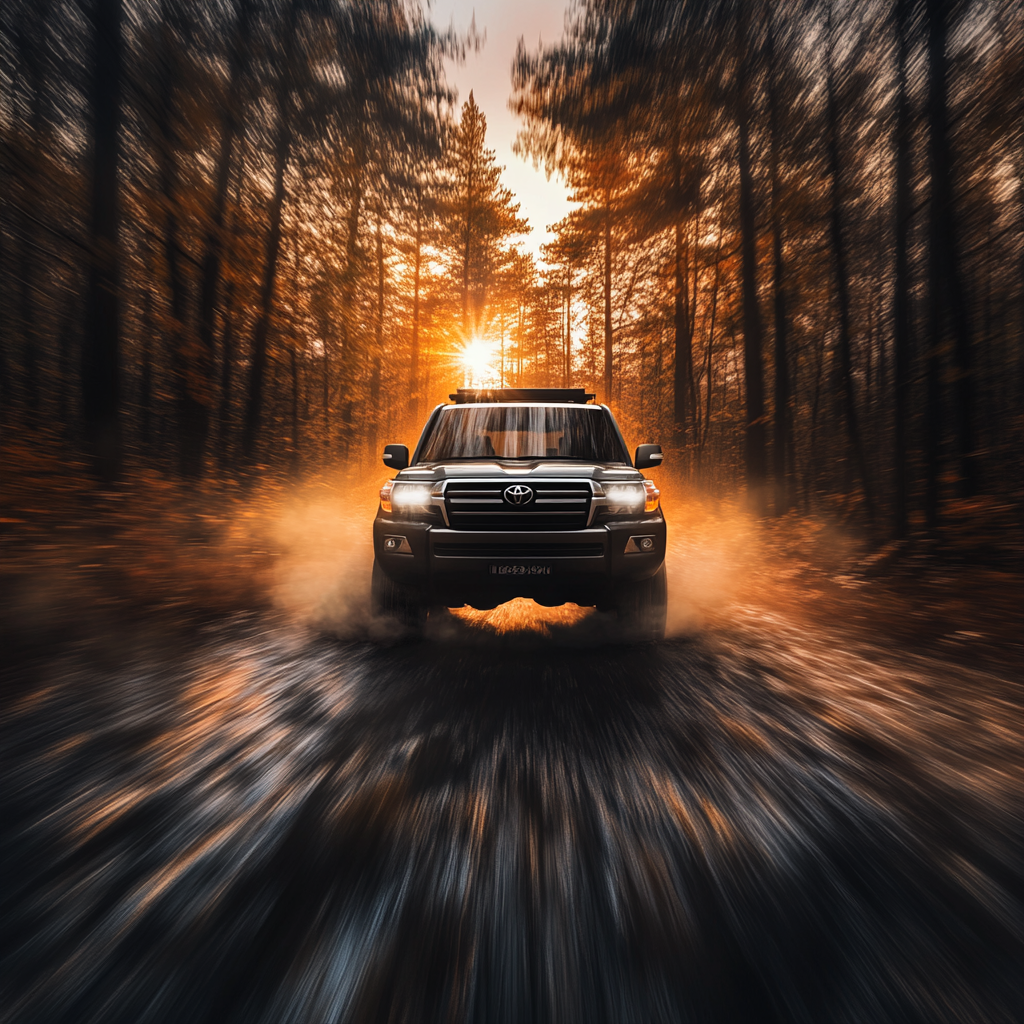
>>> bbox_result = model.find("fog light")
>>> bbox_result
[624,535,656,554]
[383,535,412,554]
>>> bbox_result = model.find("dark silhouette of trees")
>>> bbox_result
[198,0,254,467]
[924,0,977,527]
[241,0,299,466]
[767,9,793,515]
[824,1,875,527]
[734,3,767,513]
[82,0,123,483]
[893,0,914,538]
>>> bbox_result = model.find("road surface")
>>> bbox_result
[1,592,1021,1024]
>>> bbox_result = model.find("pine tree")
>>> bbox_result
[446,92,528,339]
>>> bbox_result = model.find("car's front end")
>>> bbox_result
[371,393,667,635]
[374,463,665,610]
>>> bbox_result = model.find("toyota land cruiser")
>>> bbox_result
[372,388,667,639]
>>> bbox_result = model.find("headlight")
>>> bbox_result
[390,483,433,513]
[602,483,646,514]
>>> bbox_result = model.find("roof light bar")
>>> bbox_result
[449,388,596,405]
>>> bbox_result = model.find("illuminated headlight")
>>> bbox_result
[390,483,433,509]
[603,483,646,514]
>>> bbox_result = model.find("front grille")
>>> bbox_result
[434,542,604,558]
[444,480,592,530]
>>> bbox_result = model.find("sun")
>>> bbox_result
[460,336,500,386]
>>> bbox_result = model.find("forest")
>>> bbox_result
[1,0,1021,541]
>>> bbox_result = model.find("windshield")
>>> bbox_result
[417,405,629,463]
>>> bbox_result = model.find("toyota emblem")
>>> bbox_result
[504,484,534,505]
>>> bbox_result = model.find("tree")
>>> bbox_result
[824,1,876,525]
[892,0,914,538]
[197,0,254,471]
[924,0,977,529]
[82,0,123,483]
[446,92,528,339]
[241,0,300,466]
[735,3,767,513]
[767,8,794,514]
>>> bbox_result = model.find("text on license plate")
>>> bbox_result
[489,564,552,576]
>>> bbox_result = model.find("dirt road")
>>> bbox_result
[2,593,1021,1023]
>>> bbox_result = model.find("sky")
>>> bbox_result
[434,1,575,263]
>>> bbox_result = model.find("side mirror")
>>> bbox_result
[382,444,409,470]
[634,444,664,470]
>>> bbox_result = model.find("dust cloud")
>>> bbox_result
[0,462,869,652]
[267,474,379,636]
[264,469,774,643]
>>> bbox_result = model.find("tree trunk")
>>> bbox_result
[289,346,299,474]
[701,231,723,457]
[289,216,301,475]
[337,96,365,452]
[893,0,913,538]
[926,0,976,503]
[564,268,572,387]
[603,193,613,403]
[767,13,792,515]
[17,5,49,420]
[462,146,475,334]
[322,337,330,450]
[241,0,297,465]
[57,281,76,435]
[826,5,876,526]
[198,0,252,465]
[217,281,236,467]
[0,216,8,426]
[688,184,701,439]
[517,299,524,383]
[82,0,123,483]
[217,154,244,469]
[155,6,206,476]
[409,184,422,422]
[369,214,384,460]
[736,10,767,513]
[673,219,693,454]
[140,267,153,448]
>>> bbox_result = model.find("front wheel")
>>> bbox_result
[371,559,430,631]
[612,564,667,641]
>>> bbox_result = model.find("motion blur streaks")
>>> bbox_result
[1,612,1021,1024]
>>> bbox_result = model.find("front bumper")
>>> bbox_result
[372,516,666,609]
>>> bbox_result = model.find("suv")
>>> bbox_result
[372,388,667,638]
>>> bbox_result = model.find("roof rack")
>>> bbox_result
[449,388,597,405]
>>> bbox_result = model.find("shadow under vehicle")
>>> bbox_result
[372,388,667,639]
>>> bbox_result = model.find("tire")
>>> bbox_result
[612,564,667,641]
[371,559,430,631]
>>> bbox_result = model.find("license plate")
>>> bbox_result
[489,564,552,576]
